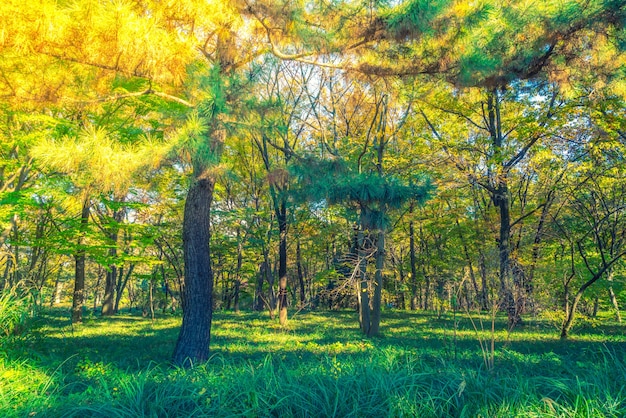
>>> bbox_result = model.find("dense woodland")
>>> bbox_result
[1,0,625,366]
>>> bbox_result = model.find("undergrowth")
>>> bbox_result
[1,309,625,417]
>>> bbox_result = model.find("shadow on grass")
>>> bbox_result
[13,307,626,379]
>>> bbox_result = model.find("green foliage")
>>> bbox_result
[291,157,432,229]
[0,288,32,337]
[2,309,625,417]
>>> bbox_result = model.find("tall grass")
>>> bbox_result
[2,309,625,417]
[0,288,32,337]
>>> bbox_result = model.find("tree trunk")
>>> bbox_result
[369,229,384,336]
[277,200,288,326]
[487,91,519,328]
[496,181,518,327]
[297,239,306,308]
[51,277,64,307]
[607,272,621,323]
[561,291,583,339]
[102,209,124,315]
[114,264,134,313]
[71,199,90,324]
[172,174,215,367]
[560,253,626,339]
[254,261,266,311]
[409,207,419,310]
[102,264,118,316]
[357,227,370,335]
[149,276,155,322]
[234,234,243,313]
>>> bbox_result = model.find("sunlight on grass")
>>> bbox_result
[0,358,55,414]
[1,308,624,417]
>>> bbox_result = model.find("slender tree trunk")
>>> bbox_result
[409,206,419,310]
[234,233,243,313]
[92,266,103,311]
[561,291,583,339]
[560,253,625,338]
[487,91,519,327]
[496,182,518,327]
[357,227,370,335]
[277,201,288,326]
[459,238,479,310]
[149,276,155,322]
[172,174,215,367]
[525,195,552,314]
[114,264,134,313]
[51,277,64,307]
[267,262,276,319]
[607,272,621,323]
[71,199,90,324]
[369,229,384,336]
[254,261,266,311]
[297,239,306,308]
[478,250,489,310]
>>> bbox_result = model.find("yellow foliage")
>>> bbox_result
[0,0,254,107]
[31,124,168,196]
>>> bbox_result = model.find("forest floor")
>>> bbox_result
[1,308,625,417]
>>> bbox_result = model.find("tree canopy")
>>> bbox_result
[0,0,625,366]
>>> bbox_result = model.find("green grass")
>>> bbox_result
[1,308,625,417]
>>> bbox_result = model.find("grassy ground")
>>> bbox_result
[1,308,625,417]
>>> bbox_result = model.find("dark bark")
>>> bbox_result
[525,194,553,314]
[369,229,384,336]
[102,208,125,315]
[101,264,117,316]
[114,264,134,313]
[254,261,267,311]
[495,180,518,326]
[478,250,489,310]
[296,239,306,307]
[409,205,419,310]
[233,232,243,313]
[560,250,626,339]
[172,174,215,367]
[456,221,479,310]
[277,200,288,326]
[71,199,90,324]
[418,224,431,310]
[357,226,370,335]
[607,272,622,323]
[487,91,519,327]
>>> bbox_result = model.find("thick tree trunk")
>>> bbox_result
[71,200,90,324]
[172,174,215,367]
[102,264,117,316]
